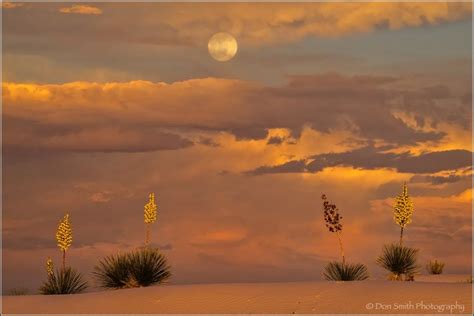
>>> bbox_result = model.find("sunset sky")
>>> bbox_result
[2,2,472,291]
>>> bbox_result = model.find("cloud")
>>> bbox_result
[249,145,472,175]
[250,160,307,175]
[4,73,465,154]
[1,2,24,9]
[59,5,102,15]
[191,229,248,247]
[267,136,286,145]
[89,191,113,203]
[4,120,193,153]
[411,174,471,185]
[5,3,471,46]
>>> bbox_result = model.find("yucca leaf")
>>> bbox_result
[376,243,419,280]
[323,261,369,281]
[94,247,171,289]
[39,267,87,295]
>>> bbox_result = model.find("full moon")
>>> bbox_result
[208,32,238,62]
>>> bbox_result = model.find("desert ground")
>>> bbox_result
[2,275,472,314]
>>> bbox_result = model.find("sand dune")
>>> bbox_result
[3,276,472,314]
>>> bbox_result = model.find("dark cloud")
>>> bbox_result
[198,137,220,147]
[395,83,472,129]
[248,146,472,175]
[249,160,307,175]
[267,136,285,145]
[229,127,268,141]
[252,74,447,145]
[411,174,471,185]
[3,116,193,153]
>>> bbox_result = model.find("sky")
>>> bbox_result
[2,2,473,292]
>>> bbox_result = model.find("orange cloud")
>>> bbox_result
[1,2,24,9]
[59,5,102,15]
[135,2,472,44]
[193,229,248,246]
[3,74,470,157]
[89,191,113,203]
[4,3,471,48]
[390,111,472,154]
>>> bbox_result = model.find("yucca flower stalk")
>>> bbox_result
[393,183,414,245]
[144,193,158,246]
[46,258,54,277]
[321,194,345,264]
[56,213,72,270]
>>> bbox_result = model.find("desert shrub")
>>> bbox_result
[39,267,88,295]
[127,247,171,286]
[7,287,29,296]
[94,247,171,289]
[426,260,445,275]
[93,252,132,288]
[323,261,369,281]
[376,243,419,281]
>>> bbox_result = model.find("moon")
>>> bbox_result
[208,32,238,62]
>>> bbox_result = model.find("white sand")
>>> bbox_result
[3,277,472,314]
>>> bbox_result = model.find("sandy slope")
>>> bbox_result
[3,278,472,314]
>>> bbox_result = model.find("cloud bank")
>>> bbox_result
[4,73,468,153]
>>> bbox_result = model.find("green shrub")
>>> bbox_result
[376,243,419,281]
[426,260,445,275]
[323,261,369,281]
[94,247,171,289]
[39,267,88,295]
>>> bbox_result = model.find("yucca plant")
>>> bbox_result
[94,247,171,289]
[323,261,369,281]
[426,260,445,275]
[320,194,369,281]
[40,215,87,295]
[39,266,88,295]
[376,243,419,281]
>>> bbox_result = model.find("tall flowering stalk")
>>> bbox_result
[56,213,72,270]
[321,194,345,264]
[144,193,158,246]
[46,258,54,277]
[393,183,414,245]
